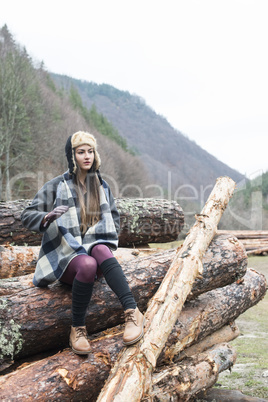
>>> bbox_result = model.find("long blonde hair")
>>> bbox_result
[74,156,101,234]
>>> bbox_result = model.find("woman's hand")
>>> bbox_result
[42,206,69,227]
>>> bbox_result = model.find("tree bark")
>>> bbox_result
[175,323,240,362]
[0,233,246,281]
[148,343,237,401]
[0,234,247,367]
[0,268,266,400]
[0,198,184,246]
[0,246,157,279]
[96,176,236,402]
[0,245,40,278]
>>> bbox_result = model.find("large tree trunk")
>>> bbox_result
[0,234,247,367]
[0,234,247,294]
[0,246,157,279]
[0,233,246,280]
[0,198,184,246]
[0,268,265,400]
[149,343,237,401]
[96,176,236,401]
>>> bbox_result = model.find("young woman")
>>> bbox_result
[21,131,144,355]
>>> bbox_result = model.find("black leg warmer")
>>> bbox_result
[99,257,137,311]
[72,278,94,327]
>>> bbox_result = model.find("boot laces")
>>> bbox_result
[75,327,88,340]
[125,309,137,325]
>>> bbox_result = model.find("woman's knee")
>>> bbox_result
[91,244,113,265]
[75,255,98,283]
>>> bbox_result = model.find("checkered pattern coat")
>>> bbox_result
[21,171,119,287]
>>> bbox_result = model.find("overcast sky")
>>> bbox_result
[1,0,267,178]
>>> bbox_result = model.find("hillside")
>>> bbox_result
[0,25,149,201]
[51,75,244,200]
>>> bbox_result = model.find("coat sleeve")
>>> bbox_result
[21,175,63,233]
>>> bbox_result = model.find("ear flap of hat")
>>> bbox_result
[93,149,101,171]
[65,135,77,174]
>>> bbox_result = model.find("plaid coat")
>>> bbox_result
[21,171,119,287]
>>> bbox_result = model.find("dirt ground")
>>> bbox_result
[213,255,268,399]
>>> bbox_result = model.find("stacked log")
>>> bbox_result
[218,229,268,255]
[0,198,184,246]
[0,184,267,401]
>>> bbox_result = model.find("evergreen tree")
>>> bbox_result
[0,25,43,200]
[89,104,130,152]
[68,85,132,153]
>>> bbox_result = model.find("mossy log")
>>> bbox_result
[149,343,237,401]
[0,198,184,246]
[0,269,265,400]
[97,176,236,402]
[0,234,247,367]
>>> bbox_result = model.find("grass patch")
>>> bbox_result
[216,255,268,398]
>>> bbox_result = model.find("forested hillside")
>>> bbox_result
[51,75,268,230]
[0,25,149,201]
[51,74,244,198]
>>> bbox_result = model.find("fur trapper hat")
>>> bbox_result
[65,131,101,174]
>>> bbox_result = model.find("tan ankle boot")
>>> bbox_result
[69,326,91,354]
[123,307,145,346]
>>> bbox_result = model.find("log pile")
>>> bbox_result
[218,229,268,255]
[0,180,267,401]
[0,234,248,365]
